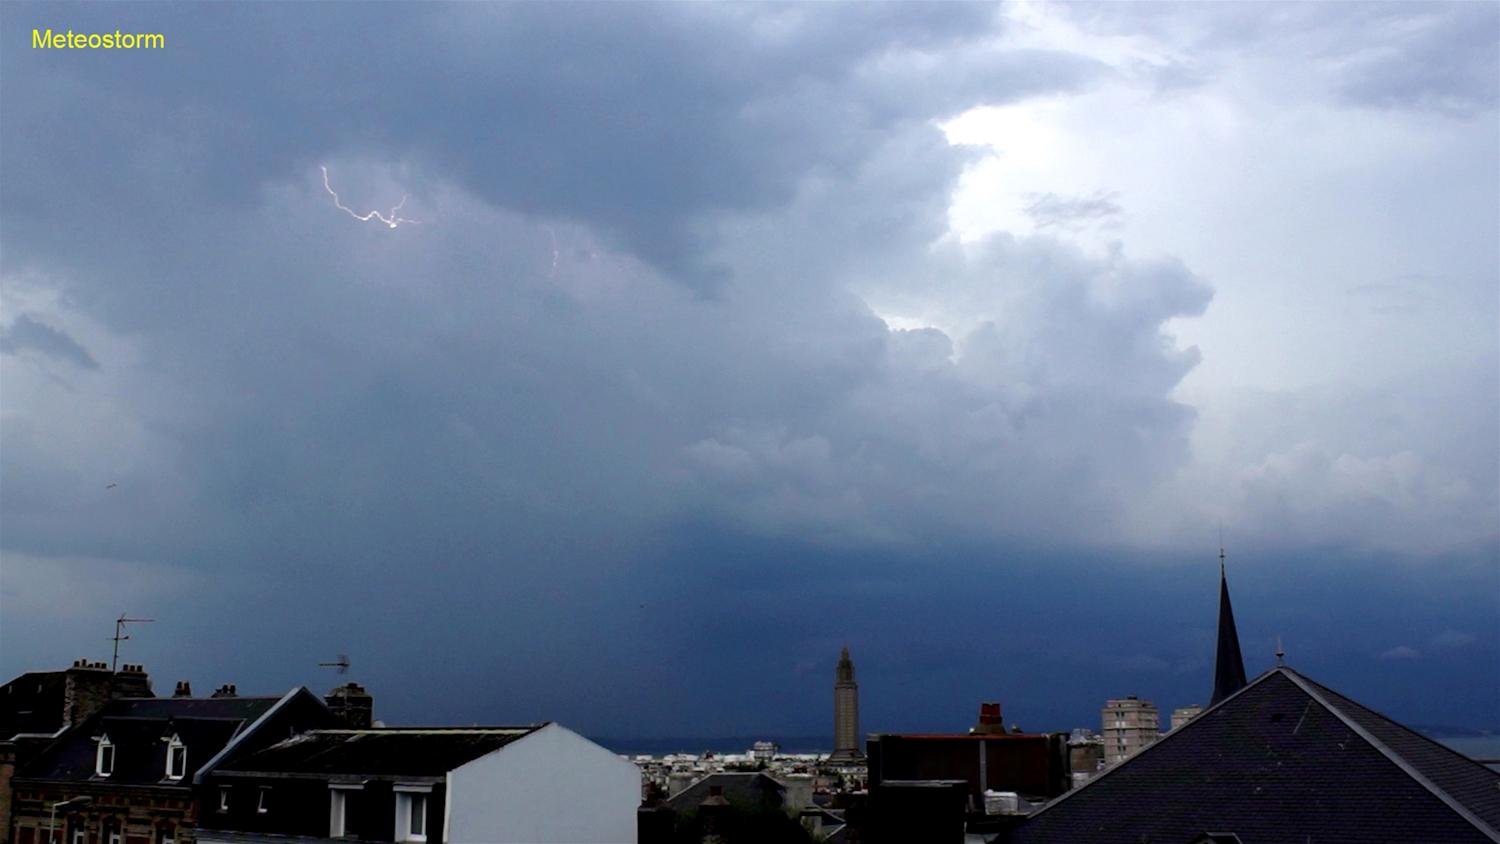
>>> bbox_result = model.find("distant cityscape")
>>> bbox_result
[4,562,1496,843]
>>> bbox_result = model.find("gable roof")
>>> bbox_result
[215,726,546,778]
[1008,667,1500,844]
[18,695,282,786]
[664,771,788,812]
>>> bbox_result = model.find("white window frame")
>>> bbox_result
[257,786,270,814]
[330,789,347,837]
[394,785,432,843]
[329,783,362,838]
[165,734,187,781]
[71,826,86,844]
[96,733,115,777]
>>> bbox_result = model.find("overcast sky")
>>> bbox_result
[2,2,1496,738]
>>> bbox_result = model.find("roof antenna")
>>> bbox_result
[318,654,351,675]
[111,614,155,673]
[1275,637,1286,666]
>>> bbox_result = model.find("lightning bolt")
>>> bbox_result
[545,226,559,278]
[321,166,419,229]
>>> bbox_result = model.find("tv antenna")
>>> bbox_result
[111,614,154,672]
[318,654,351,675]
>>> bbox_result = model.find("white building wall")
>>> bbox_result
[445,723,640,844]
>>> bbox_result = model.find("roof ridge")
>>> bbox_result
[1281,669,1500,841]
[309,726,541,733]
[1020,667,1287,821]
[192,688,309,786]
[1293,671,1500,780]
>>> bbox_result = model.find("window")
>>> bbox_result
[395,789,430,842]
[71,827,86,844]
[218,787,230,812]
[257,787,270,814]
[96,734,115,777]
[330,790,346,837]
[165,734,187,780]
[156,826,175,844]
[330,784,362,838]
[409,794,426,840]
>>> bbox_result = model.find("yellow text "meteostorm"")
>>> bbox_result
[32,29,165,49]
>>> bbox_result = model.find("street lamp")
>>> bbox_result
[48,796,92,844]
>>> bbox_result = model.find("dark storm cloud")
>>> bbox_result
[1,2,1103,285]
[1,2,1491,738]
[0,314,99,369]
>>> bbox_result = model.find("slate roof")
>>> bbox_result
[664,771,788,812]
[19,695,282,785]
[0,671,68,739]
[1008,667,1500,844]
[216,726,545,778]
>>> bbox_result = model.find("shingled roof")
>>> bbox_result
[19,695,283,785]
[1008,667,1500,844]
[215,726,546,778]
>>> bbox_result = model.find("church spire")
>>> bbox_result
[1210,546,1248,706]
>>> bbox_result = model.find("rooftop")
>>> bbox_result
[217,726,546,777]
[1008,666,1500,843]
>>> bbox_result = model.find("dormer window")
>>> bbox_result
[165,734,187,780]
[96,734,115,777]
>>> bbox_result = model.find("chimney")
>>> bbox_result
[111,663,154,698]
[210,684,238,698]
[173,681,193,698]
[699,784,730,841]
[973,702,1005,735]
[63,659,113,726]
[324,682,373,729]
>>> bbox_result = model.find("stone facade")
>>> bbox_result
[10,782,194,844]
[829,648,863,763]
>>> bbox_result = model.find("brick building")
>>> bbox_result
[8,684,336,844]
[867,704,1070,806]
[1,661,155,844]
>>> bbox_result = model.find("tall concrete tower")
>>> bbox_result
[829,646,864,762]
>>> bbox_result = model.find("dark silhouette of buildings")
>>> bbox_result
[1005,558,1500,842]
[867,718,1069,805]
[8,682,336,844]
[1,660,157,844]
[1004,666,1500,842]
